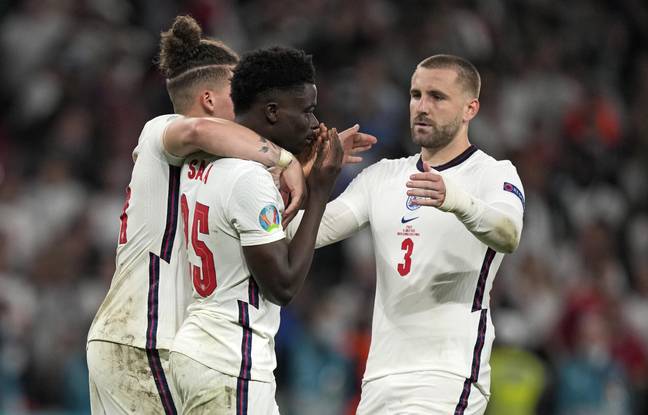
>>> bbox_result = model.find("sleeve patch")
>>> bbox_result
[503,182,525,207]
[258,205,282,232]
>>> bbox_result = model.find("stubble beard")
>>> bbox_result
[411,116,462,150]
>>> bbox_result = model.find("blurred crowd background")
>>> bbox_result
[1,0,648,414]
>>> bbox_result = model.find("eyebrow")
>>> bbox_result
[427,89,449,98]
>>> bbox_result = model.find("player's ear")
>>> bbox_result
[463,98,479,122]
[201,90,216,114]
[265,102,279,124]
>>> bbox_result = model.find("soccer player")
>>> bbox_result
[288,54,525,414]
[86,17,307,414]
[168,46,344,414]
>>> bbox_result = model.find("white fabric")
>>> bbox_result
[171,157,285,382]
[87,340,176,414]
[439,172,524,252]
[290,150,524,398]
[356,371,488,415]
[169,352,280,415]
[88,114,192,351]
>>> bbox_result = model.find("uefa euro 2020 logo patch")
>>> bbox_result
[406,195,421,211]
[259,204,281,232]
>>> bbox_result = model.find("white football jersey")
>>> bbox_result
[331,146,525,393]
[171,157,285,383]
[88,114,192,351]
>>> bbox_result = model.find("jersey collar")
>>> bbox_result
[416,145,478,172]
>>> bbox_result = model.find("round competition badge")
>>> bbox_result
[259,205,281,232]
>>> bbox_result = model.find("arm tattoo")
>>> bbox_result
[259,136,279,150]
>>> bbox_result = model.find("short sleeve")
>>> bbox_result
[228,167,286,246]
[478,160,525,215]
[137,115,185,166]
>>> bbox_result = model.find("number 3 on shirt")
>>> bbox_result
[397,238,414,276]
[181,194,217,297]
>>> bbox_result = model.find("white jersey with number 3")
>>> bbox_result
[171,157,285,383]
[88,114,192,351]
[314,146,525,396]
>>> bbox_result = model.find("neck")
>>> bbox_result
[181,106,210,118]
[420,132,471,166]
[236,113,272,140]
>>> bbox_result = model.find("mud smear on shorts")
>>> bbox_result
[191,385,235,414]
[109,344,159,412]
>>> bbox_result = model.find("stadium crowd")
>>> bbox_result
[1,0,647,414]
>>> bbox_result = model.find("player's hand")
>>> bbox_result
[295,123,322,178]
[406,161,446,207]
[308,124,343,192]
[338,124,377,164]
[279,158,306,227]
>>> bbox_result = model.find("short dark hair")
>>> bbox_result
[418,54,481,98]
[157,15,239,112]
[231,47,316,114]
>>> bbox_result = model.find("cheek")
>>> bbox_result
[297,114,310,133]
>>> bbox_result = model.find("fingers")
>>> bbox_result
[329,128,344,163]
[312,136,327,169]
[349,145,373,154]
[409,172,442,182]
[406,179,442,190]
[343,155,363,164]
[339,124,360,139]
[317,122,329,141]
[406,173,445,206]
[405,194,442,207]
[353,132,378,146]
[283,187,303,219]
[282,209,297,228]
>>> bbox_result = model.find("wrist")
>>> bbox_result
[439,175,471,213]
[277,149,294,169]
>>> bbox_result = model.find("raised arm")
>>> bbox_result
[407,162,523,253]
[164,116,304,218]
[164,116,292,167]
[243,126,344,306]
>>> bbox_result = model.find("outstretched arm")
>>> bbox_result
[407,162,523,253]
[285,199,366,248]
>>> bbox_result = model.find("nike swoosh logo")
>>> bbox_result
[401,216,419,224]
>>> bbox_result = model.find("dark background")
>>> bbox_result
[1,0,647,414]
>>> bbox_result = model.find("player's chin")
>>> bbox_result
[411,133,431,146]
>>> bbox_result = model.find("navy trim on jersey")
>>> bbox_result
[160,165,182,263]
[248,278,260,309]
[454,309,488,415]
[455,247,495,414]
[455,378,472,415]
[472,248,496,312]
[145,253,177,414]
[416,145,478,172]
[236,376,249,415]
[237,300,253,414]
[146,349,178,415]
[146,253,161,350]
